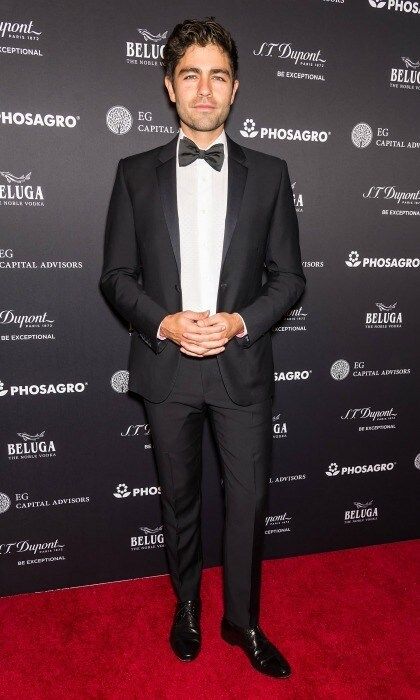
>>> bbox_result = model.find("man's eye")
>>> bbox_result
[184,75,225,80]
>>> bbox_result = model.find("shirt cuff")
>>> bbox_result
[235,313,247,337]
[157,321,166,340]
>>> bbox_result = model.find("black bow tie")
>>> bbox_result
[178,135,224,172]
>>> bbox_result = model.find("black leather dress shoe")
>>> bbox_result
[169,599,201,661]
[221,616,291,678]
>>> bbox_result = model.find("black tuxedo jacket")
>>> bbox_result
[100,132,306,405]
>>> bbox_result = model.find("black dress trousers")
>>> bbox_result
[143,351,273,628]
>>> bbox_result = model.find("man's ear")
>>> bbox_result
[231,79,239,104]
[164,76,176,103]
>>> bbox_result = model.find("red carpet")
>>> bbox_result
[2,540,419,699]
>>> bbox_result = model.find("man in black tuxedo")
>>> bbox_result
[100,17,305,679]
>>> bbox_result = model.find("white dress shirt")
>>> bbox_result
[157,126,247,340]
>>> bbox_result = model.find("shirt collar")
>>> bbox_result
[178,125,227,151]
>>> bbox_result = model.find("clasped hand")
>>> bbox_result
[162,310,244,357]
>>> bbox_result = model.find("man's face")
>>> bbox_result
[164,42,239,133]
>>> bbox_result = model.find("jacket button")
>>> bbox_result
[220,283,228,289]
[175,283,181,292]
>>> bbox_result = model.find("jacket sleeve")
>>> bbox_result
[100,158,169,354]
[234,159,306,349]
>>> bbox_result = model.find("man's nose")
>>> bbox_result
[198,78,212,95]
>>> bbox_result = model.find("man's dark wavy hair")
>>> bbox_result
[162,16,238,83]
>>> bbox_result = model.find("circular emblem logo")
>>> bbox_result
[111,370,129,393]
[330,359,350,381]
[351,122,373,148]
[0,492,11,514]
[414,453,420,470]
[106,106,133,135]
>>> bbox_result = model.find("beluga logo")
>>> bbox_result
[126,27,167,65]
[0,170,45,206]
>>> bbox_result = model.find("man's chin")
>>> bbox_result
[182,114,223,132]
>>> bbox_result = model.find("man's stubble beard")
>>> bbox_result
[176,101,232,134]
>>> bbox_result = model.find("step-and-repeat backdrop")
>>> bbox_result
[1,1,419,596]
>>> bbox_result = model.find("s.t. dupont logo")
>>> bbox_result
[0,19,43,57]
[0,19,41,39]
[252,39,326,82]
[362,184,420,208]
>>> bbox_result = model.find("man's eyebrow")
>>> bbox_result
[177,67,231,77]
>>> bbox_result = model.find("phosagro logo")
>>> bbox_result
[325,460,395,477]
[369,0,420,14]
[346,250,362,267]
[113,483,161,498]
[0,111,79,127]
[0,379,87,397]
[345,250,420,268]
[239,118,330,142]
[274,369,312,381]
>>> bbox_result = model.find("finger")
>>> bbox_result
[181,346,225,357]
[183,310,210,320]
[197,315,224,325]
[184,322,226,333]
[182,330,228,340]
[186,338,228,349]
[200,346,226,356]
[181,339,227,354]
